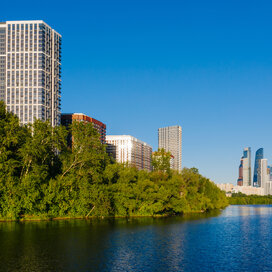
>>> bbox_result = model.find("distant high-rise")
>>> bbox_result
[106,135,152,171]
[0,20,61,126]
[260,159,271,194]
[242,147,251,186]
[253,148,264,187]
[237,157,243,186]
[158,125,182,171]
[237,147,251,186]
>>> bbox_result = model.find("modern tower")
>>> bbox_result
[237,147,251,186]
[253,148,264,187]
[0,20,61,126]
[158,125,182,171]
[237,157,243,186]
[237,147,252,186]
[242,147,251,186]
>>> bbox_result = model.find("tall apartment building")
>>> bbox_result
[237,147,251,186]
[158,125,182,171]
[0,20,61,126]
[61,113,106,144]
[106,135,152,171]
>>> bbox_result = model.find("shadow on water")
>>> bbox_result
[0,209,222,233]
[0,208,250,272]
[0,206,271,271]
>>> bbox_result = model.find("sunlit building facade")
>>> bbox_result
[158,125,182,171]
[260,159,272,195]
[106,135,152,171]
[0,20,61,126]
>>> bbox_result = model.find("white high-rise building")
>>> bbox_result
[0,20,61,126]
[260,159,272,195]
[158,125,182,171]
[106,135,152,171]
[242,147,251,186]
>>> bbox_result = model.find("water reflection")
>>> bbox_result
[0,206,271,271]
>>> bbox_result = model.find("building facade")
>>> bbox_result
[243,147,251,186]
[61,113,106,144]
[253,148,264,187]
[158,125,182,171]
[237,157,243,186]
[217,183,265,196]
[260,159,272,195]
[106,135,152,171]
[0,20,61,126]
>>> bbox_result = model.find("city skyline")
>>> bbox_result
[2,1,272,184]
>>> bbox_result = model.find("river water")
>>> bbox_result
[0,205,272,271]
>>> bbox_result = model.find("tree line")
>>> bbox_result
[229,193,272,205]
[0,101,228,220]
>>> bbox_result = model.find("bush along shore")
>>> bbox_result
[0,101,228,221]
[229,193,272,205]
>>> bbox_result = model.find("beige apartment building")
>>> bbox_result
[106,135,152,171]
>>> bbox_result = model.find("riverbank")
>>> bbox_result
[228,193,272,205]
[0,209,223,222]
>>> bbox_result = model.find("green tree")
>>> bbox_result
[152,148,172,172]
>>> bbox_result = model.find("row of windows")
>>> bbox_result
[6,70,49,87]
[8,24,40,31]
[5,88,60,105]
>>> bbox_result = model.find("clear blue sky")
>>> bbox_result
[2,0,272,184]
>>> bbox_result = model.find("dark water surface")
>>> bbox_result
[0,205,272,271]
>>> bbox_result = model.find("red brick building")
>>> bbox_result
[61,113,106,144]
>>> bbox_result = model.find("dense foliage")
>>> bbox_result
[0,102,228,220]
[229,193,272,205]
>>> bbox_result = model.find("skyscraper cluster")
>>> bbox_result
[237,147,272,195]
[0,20,183,173]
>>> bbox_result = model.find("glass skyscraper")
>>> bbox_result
[253,148,264,187]
[237,147,251,186]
